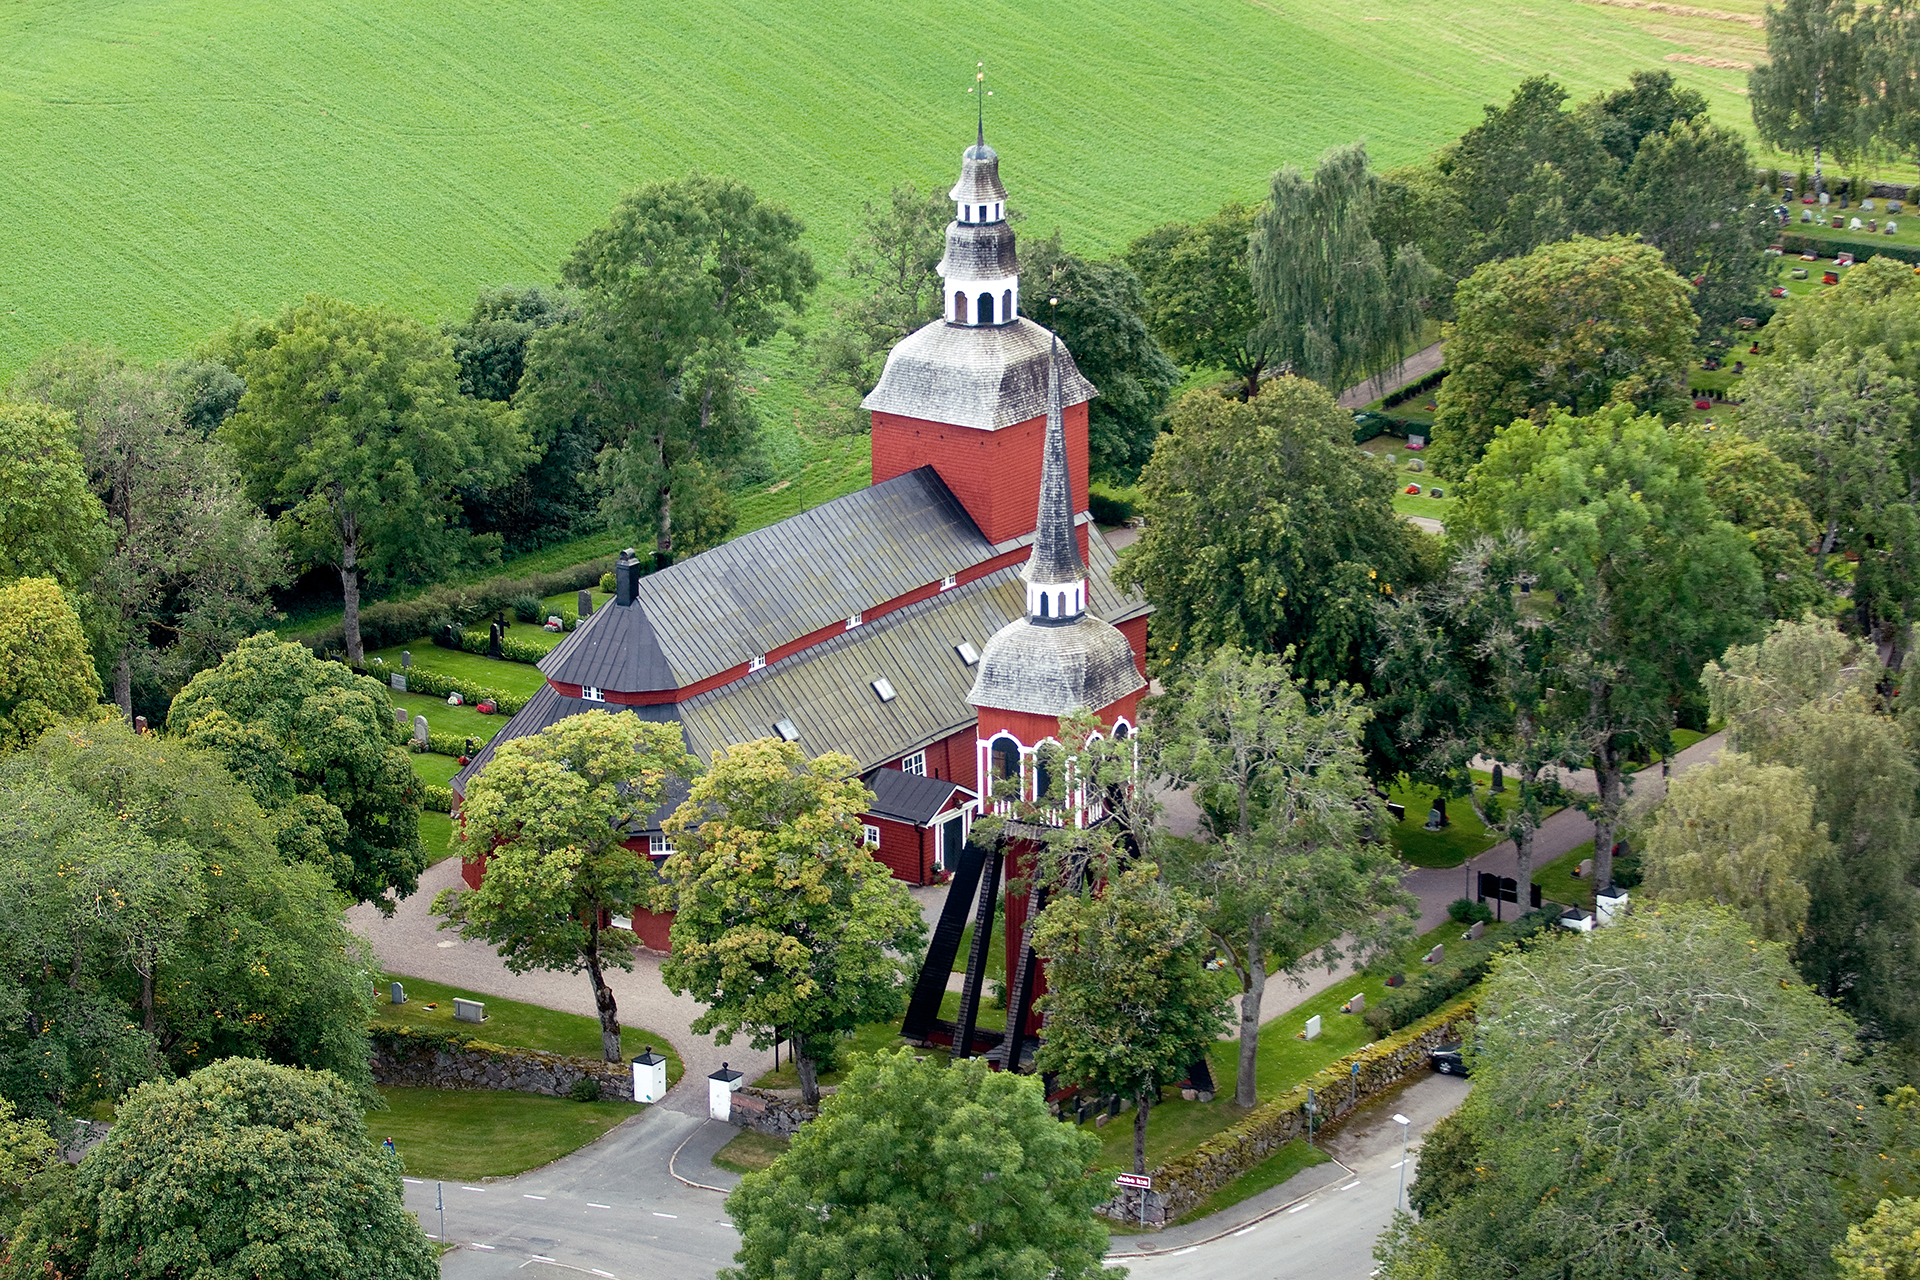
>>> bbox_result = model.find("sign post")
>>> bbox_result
[1115,1172,1152,1227]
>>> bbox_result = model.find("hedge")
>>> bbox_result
[1363,908,1554,1035]
[448,626,556,665]
[354,661,527,716]
[1778,232,1920,266]
[301,559,614,655]
[421,784,455,813]
[422,729,492,759]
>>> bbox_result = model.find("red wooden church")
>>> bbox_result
[449,127,1151,955]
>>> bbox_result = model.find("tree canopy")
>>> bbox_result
[1750,0,1866,192]
[1128,201,1275,399]
[437,709,696,1061]
[812,181,951,420]
[0,401,107,592]
[723,1050,1113,1280]
[0,578,103,753]
[168,635,425,910]
[657,739,925,1104]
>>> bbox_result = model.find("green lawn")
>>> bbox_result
[372,974,685,1085]
[368,646,547,699]
[373,1087,640,1181]
[712,1130,791,1175]
[1386,778,1499,869]
[411,753,462,787]
[391,689,507,746]
[418,809,455,861]
[1532,840,1598,911]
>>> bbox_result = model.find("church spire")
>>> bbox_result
[1021,329,1086,623]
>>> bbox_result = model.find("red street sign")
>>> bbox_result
[1114,1173,1152,1189]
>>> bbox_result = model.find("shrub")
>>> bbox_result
[421,784,455,813]
[356,662,526,715]
[299,559,615,653]
[423,729,489,759]
[1447,897,1494,925]
[1363,909,1554,1036]
[1088,490,1135,527]
[512,594,543,623]
[1778,232,1920,267]
[453,628,547,665]
[599,572,615,593]
[567,1077,603,1102]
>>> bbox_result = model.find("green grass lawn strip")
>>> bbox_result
[1166,1138,1331,1225]
[417,809,455,863]
[372,974,685,1086]
[367,646,547,699]
[712,1130,790,1174]
[372,1087,640,1182]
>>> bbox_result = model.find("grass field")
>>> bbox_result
[374,1087,639,1181]
[0,0,1789,379]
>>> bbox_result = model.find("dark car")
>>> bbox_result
[1431,1042,1469,1077]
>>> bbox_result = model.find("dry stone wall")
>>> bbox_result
[728,1087,818,1138]
[369,1027,635,1101]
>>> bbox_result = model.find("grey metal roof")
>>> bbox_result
[864,769,965,825]
[1024,338,1086,590]
[862,317,1096,432]
[540,466,991,693]
[940,222,1017,281]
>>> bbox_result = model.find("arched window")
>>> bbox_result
[989,737,1020,782]
[1034,755,1054,803]
[1057,591,1067,616]
[1113,721,1130,740]
[1038,591,1049,618]
[1003,289,1013,319]
[978,292,994,324]
[954,292,968,324]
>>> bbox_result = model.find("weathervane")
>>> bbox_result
[968,62,992,144]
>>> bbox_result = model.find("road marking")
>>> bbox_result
[404,1178,423,1184]
[1390,1160,1408,1169]
[1289,1201,1313,1213]
[531,1256,556,1264]
[524,1194,547,1200]
[1233,1224,1260,1237]
[652,1211,678,1219]
[592,1272,617,1279]
[1172,1247,1198,1256]
[588,1203,611,1209]
[473,1244,495,1250]
[1340,1181,1362,1191]
[463,1185,486,1192]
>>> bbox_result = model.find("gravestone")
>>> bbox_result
[1407,457,1425,473]
[390,673,406,693]
[1423,803,1444,831]
[1303,1014,1322,1041]
[1891,200,1904,213]
[133,715,147,734]
[1575,856,1593,879]
[1864,198,1877,211]
[413,715,429,749]
[487,622,503,660]
[1407,434,1426,449]
[390,982,405,1005]
[1820,190,1831,206]
[1801,208,1814,223]
[1343,992,1366,1014]
[578,589,593,618]
[401,649,411,668]
[464,737,476,758]
[1491,763,1506,792]
[1429,487,1444,498]
[1383,452,1395,465]
[1889,220,1900,234]
[1385,972,1405,987]
[1386,801,1406,822]
[453,998,486,1023]
[394,707,407,729]
[1466,920,1485,940]
[1424,944,1444,964]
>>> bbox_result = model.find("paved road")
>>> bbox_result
[1120,1071,1468,1279]
[423,1106,743,1279]
[1337,343,1445,410]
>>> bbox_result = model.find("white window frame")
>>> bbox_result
[581,686,604,703]
[901,750,926,777]
[863,824,881,848]
[846,612,863,629]
[647,834,675,856]
[940,574,957,591]
[749,654,766,672]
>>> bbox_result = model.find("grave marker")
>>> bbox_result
[578,589,593,618]
[390,982,406,1005]
[453,998,485,1023]
[390,673,406,693]
[413,715,430,748]
[1424,944,1444,964]
[1303,1014,1322,1040]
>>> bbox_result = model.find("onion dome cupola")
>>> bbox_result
[941,122,1019,328]
[967,338,1146,718]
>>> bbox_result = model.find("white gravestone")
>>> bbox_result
[1303,1015,1322,1041]
[412,715,430,748]
[453,998,485,1023]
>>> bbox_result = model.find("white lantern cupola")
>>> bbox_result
[941,121,1019,327]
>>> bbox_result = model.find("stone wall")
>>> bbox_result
[369,1027,636,1101]
[1097,998,1477,1226]
[728,1086,818,1138]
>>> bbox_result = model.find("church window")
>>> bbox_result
[978,292,995,324]
[1057,591,1066,616]
[648,833,676,856]
[978,205,986,222]
[1034,755,1054,803]
[1003,288,1013,319]
[1038,592,1049,618]
[863,824,882,848]
[902,750,926,777]
[1113,721,1130,740]
[582,686,604,702]
[989,736,1019,782]
[954,292,968,324]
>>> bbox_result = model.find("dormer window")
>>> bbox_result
[846,612,862,629]
[749,655,766,672]
[872,678,897,703]
[582,686,604,702]
[955,642,980,666]
[941,574,957,591]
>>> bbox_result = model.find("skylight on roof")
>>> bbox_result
[955,642,980,666]
[872,678,897,703]
[773,718,800,742]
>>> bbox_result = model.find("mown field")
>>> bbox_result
[0,0,1778,377]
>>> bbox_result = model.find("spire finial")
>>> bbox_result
[969,63,991,148]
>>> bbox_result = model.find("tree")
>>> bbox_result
[0,578,103,752]
[0,722,379,1123]
[1704,617,1920,1049]
[722,1050,1113,1280]
[220,295,525,663]
[1128,201,1276,399]
[436,710,696,1061]
[1431,235,1697,475]
[1578,69,1711,163]
[1020,235,1181,480]
[13,344,283,721]
[656,739,925,1104]
[1380,905,1880,1280]
[1249,143,1435,396]
[1032,858,1232,1178]
[0,401,107,590]
[523,174,816,567]
[1620,118,1773,335]
[1751,0,1866,194]
[813,182,951,413]
[168,634,426,910]
[1837,1197,1920,1280]
[1702,431,1831,621]
[1458,406,1764,890]
[1867,1,1920,187]
[1642,751,1825,941]
[1118,381,1425,687]
[1155,647,1413,1107]
[42,1057,434,1280]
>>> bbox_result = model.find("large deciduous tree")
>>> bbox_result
[723,1050,1112,1280]
[812,182,951,415]
[1702,431,1830,621]
[1836,1196,1920,1280]
[219,295,526,663]
[1020,234,1181,481]
[13,345,283,721]
[437,710,696,1062]
[1458,406,1764,890]
[1619,118,1773,335]
[1128,201,1276,399]
[1032,858,1232,1179]
[1156,647,1413,1107]
[0,401,107,591]
[1249,143,1435,396]
[656,739,925,1104]
[1379,906,1880,1280]
[0,578,103,753]
[523,174,816,567]
[1750,0,1866,194]
[168,634,425,910]
[1432,235,1697,475]
[1117,381,1424,687]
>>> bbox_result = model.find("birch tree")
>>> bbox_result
[1751,0,1866,194]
